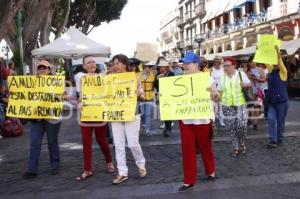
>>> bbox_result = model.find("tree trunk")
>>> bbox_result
[55,0,71,38]
[0,0,25,40]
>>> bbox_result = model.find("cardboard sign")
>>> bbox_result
[80,72,137,122]
[159,73,214,120]
[253,34,281,65]
[6,76,65,119]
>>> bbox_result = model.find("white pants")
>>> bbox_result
[111,115,146,176]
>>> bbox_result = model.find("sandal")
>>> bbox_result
[107,163,115,173]
[231,150,239,157]
[76,171,93,181]
[240,145,247,154]
[138,167,147,178]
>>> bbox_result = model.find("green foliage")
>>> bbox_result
[67,0,128,33]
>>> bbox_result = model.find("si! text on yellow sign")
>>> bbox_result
[80,72,137,122]
[159,73,214,120]
[6,76,65,119]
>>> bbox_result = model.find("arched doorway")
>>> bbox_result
[225,43,232,51]
[278,27,294,41]
[235,42,243,50]
[217,46,222,53]
[246,36,257,47]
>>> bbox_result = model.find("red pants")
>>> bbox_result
[179,121,215,184]
[80,125,112,171]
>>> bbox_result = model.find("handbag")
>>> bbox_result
[238,71,253,102]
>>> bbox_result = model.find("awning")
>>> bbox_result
[225,0,239,12]
[234,0,256,8]
[201,11,214,23]
[281,38,300,55]
[231,46,256,56]
[214,0,231,17]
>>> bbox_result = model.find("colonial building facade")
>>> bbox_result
[162,0,300,58]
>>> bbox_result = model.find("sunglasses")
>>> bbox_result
[37,65,50,70]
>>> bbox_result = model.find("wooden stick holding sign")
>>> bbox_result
[159,73,214,120]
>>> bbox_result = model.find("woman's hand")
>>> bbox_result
[207,87,220,102]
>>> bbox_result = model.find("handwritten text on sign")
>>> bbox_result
[253,34,281,65]
[6,76,65,119]
[159,73,214,120]
[80,72,137,122]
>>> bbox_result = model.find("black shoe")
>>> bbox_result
[163,130,170,137]
[277,142,284,146]
[23,172,37,179]
[206,175,216,182]
[51,168,59,175]
[178,184,194,192]
[267,143,277,148]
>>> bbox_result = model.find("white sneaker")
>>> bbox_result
[160,122,165,129]
[219,121,225,127]
[0,135,3,139]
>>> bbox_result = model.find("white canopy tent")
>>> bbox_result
[31,27,110,59]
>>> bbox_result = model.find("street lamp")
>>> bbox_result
[1,45,9,68]
[194,38,204,56]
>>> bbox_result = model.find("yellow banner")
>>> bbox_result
[159,73,214,120]
[80,72,137,122]
[253,34,281,65]
[6,76,65,119]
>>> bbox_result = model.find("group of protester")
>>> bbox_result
[0,46,288,192]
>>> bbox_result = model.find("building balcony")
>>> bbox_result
[176,17,184,27]
[202,11,269,41]
[176,41,185,49]
[195,3,206,19]
[185,11,193,22]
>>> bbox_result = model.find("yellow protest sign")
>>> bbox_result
[6,76,65,119]
[80,72,137,122]
[159,73,214,120]
[253,34,281,65]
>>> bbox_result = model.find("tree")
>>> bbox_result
[1,0,127,65]
[67,0,128,34]
[0,0,25,40]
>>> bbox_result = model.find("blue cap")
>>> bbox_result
[179,51,201,64]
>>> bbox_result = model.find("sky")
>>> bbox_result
[88,0,177,57]
[0,0,177,59]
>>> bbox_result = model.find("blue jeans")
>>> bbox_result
[139,102,154,132]
[268,102,289,144]
[27,120,61,173]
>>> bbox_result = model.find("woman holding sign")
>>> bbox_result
[219,57,252,157]
[23,60,62,179]
[110,54,147,185]
[76,55,114,181]
[177,51,219,192]
[265,46,289,148]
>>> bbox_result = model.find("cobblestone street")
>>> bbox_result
[0,101,300,199]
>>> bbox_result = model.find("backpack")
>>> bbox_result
[0,117,23,137]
